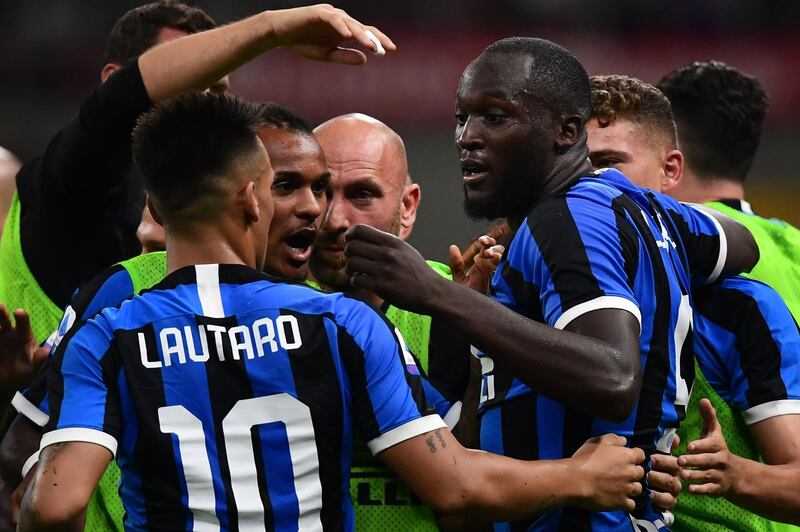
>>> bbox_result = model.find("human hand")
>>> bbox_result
[571,433,645,512]
[449,236,504,295]
[344,224,448,314]
[648,434,682,511]
[267,4,395,65]
[0,305,47,394]
[678,398,740,497]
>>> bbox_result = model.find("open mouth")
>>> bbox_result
[284,227,317,266]
[461,160,489,183]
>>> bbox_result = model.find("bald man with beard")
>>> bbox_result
[311,113,502,531]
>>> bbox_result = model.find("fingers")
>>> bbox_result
[678,451,724,469]
[681,467,722,483]
[12,309,31,339]
[647,470,682,498]
[340,16,394,57]
[623,497,636,513]
[650,453,681,476]
[0,303,11,331]
[670,433,681,452]
[32,346,50,367]
[698,398,721,439]
[597,433,627,447]
[363,25,396,53]
[345,224,393,246]
[687,482,723,496]
[448,245,467,283]
[324,47,367,66]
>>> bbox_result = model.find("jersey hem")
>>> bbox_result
[40,427,118,457]
[367,414,446,455]
[12,392,48,427]
[553,295,642,332]
[743,399,800,424]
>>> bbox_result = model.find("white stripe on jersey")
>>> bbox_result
[196,264,225,318]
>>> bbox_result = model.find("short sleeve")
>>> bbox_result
[41,316,121,456]
[514,192,641,331]
[336,301,445,456]
[13,265,135,426]
[657,195,726,286]
[693,278,800,425]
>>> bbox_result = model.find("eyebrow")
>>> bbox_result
[588,149,629,160]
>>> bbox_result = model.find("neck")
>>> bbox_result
[509,131,593,229]
[165,223,255,274]
[674,174,745,204]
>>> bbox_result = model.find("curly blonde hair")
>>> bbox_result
[590,75,677,149]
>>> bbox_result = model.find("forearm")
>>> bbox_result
[426,280,638,421]
[0,414,42,487]
[139,11,280,102]
[727,455,800,525]
[457,450,575,521]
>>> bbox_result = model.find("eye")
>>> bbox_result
[272,180,295,193]
[351,189,375,200]
[312,180,328,195]
[595,158,620,168]
[454,112,467,126]
[485,112,506,124]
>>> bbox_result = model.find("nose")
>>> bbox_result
[296,187,322,221]
[321,194,349,235]
[456,116,484,151]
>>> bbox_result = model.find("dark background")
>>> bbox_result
[1,1,798,261]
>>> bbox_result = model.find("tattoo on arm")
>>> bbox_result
[425,430,448,453]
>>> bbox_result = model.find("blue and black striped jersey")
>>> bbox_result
[12,258,151,425]
[476,169,724,532]
[43,263,444,531]
[693,276,800,423]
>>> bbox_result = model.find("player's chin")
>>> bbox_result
[265,257,308,282]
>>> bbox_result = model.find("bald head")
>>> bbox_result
[314,113,409,191]
[310,113,421,291]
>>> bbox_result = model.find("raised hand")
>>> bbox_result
[268,4,396,65]
[0,305,47,395]
[345,224,446,314]
[571,433,645,512]
[449,235,504,295]
[678,398,740,497]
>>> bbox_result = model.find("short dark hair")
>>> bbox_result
[257,102,314,135]
[657,60,768,183]
[132,91,263,224]
[104,1,216,65]
[591,75,677,149]
[482,37,592,122]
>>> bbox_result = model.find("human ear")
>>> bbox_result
[100,63,122,83]
[554,115,583,151]
[399,183,421,241]
[661,149,684,193]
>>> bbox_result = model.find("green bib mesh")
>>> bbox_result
[351,261,451,532]
[673,203,800,532]
[0,193,63,343]
[84,252,167,532]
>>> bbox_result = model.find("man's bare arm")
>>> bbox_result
[18,442,110,532]
[0,413,41,488]
[139,4,395,102]
[380,429,644,521]
[345,225,642,422]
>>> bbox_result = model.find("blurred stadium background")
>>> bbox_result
[1,1,798,262]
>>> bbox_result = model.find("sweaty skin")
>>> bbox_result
[311,113,420,298]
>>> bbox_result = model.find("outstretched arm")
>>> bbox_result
[345,225,642,422]
[380,429,644,521]
[679,399,800,525]
[18,442,111,532]
[139,4,395,102]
